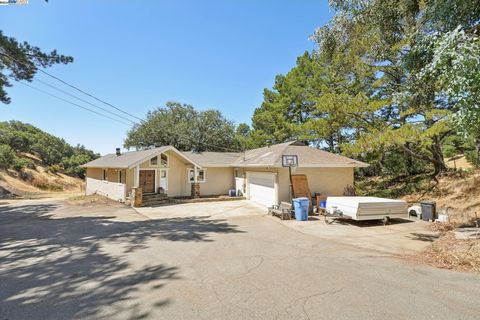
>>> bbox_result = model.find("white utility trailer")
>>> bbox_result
[325,196,408,224]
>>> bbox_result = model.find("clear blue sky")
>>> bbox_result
[0,1,332,154]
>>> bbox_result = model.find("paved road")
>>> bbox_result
[0,200,479,319]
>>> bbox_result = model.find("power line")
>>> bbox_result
[15,80,132,127]
[34,77,136,124]
[2,51,244,150]
[0,51,144,122]
[36,68,144,122]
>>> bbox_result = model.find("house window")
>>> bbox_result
[234,168,240,178]
[118,170,122,183]
[150,156,158,166]
[188,169,195,183]
[197,170,205,182]
[103,169,107,181]
[188,168,206,183]
[161,153,168,166]
[150,154,168,166]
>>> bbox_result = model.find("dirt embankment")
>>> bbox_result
[0,165,84,200]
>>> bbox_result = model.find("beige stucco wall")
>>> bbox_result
[165,151,190,197]
[86,167,126,184]
[106,169,118,183]
[277,167,290,203]
[86,168,103,180]
[199,167,235,196]
[277,167,354,202]
[126,168,135,195]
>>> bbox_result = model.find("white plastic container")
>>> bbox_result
[436,214,449,223]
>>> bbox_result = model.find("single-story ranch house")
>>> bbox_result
[81,141,368,207]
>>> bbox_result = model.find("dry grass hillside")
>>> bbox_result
[402,170,480,225]
[358,169,480,225]
[446,154,474,170]
[0,165,84,199]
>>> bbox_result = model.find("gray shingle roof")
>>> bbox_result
[81,141,368,169]
[80,146,202,169]
[230,141,368,168]
[182,151,242,167]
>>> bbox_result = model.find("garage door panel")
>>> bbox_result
[251,178,273,187]
[247,172,276,207]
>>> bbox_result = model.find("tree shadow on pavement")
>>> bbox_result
[0,203,243,319]
[408,232,440,242]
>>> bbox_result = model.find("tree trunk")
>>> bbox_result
[404,142,416,174]
[400,138,447,176]
[431,136,447,175]
[328,134,335,153]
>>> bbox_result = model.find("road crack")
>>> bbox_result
[281,287,345,320]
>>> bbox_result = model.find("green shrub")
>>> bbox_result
[32,177,63,191]
[12,158,29,171]
[0,144,16,170]
[46,164,64,174]
[62,153,91,178]
[34,182,63,191]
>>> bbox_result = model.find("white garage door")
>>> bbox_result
[247,172,277,207]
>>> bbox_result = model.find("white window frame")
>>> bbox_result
[187,168,206,183]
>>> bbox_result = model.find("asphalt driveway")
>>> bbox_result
[1,199,479,319]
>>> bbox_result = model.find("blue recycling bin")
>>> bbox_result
[292,197,309,221]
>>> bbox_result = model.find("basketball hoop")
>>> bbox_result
[282,155,298,167]
[282,155,298,202]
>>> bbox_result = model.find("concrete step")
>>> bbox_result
[142,193,168,200]
[143,192,167,197]
[141,198,171,207]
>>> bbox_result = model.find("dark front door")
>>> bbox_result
[139,170,155,193]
